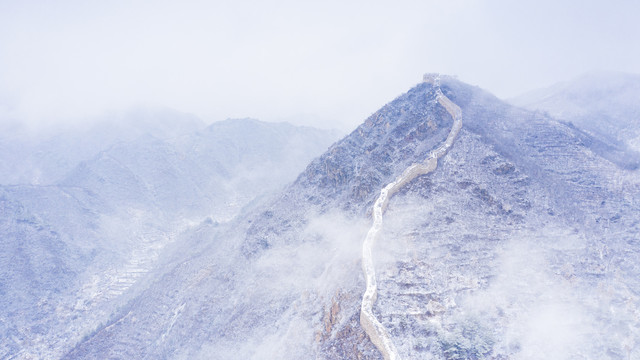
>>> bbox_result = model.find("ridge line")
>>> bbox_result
[359,75,462,360]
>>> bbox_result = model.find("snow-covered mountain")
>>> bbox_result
[0,107,205,186]
[59,118,339,220]
[511,71,640,169]
[62,75,640,359]
[0,117,339,359]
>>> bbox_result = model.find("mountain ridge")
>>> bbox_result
[0,118,339,359]
[510,71,640,169]
[63,75,639,359]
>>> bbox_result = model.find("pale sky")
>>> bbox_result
[1,0,639,131]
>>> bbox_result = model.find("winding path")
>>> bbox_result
[360,74,462,360]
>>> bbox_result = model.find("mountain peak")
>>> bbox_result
[422,73,458,84]
[296,79,455,210]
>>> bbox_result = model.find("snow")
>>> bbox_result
[360,75,463,360]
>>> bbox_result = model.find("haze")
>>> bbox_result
[1,0,639,131]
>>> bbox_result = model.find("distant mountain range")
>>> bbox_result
[0,116,339,359]
[511,71,640,169]
[3,73,640,360]
[0,108,206,185]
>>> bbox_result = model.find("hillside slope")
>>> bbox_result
[65,75,640,359]
[0,119,338,359]
[511,71,640,169]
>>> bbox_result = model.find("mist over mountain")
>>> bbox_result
[0,107,206,185]
[0,117,339,359]
[511,71,640,169]
[46,75,640,359]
